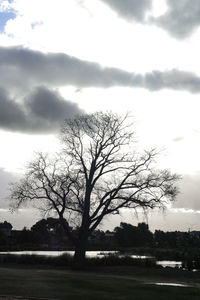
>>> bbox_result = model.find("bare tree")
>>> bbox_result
[10,112,179,268]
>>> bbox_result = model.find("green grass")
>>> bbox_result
[0,266,200,300]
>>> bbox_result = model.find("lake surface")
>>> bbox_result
[156,260,182,268]
[0,250,117,257]
[154,282,189,287]
[0,250,182,268]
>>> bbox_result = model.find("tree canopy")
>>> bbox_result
[10,111,179,267]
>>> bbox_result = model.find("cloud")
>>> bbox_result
[100,0,152,22]
[26,87,83,129]
[0,86,83,133]
[0,87,27,131]
[100,0,200,39]
[193,129,200,134]
[173,174,200,211]
[0,168,41,227]
[0,0,13,12]
[2,46,200,134]
[0,46,142,91]
[144,69,200,93]
[2,46,200,93]
[0,168,18,208]
[172,137,184,142]
[151,0,200,39]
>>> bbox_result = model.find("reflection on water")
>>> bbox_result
[0,251,186,269]
[0,250,117,257]
[0,251,67,256]
[155,282,188,287]
[131,255,153,259]
[156,260,182,268]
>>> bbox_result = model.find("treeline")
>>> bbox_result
[0,219,200,251]
[0,218,69,250]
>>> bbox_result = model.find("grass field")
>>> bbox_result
[0,265,200,300]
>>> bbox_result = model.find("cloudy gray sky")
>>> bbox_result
[0,0,200,231]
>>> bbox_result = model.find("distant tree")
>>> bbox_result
[10,112,179,268]
[154,230,167,247]
[165,232,178,248]
[154,230,182,248]
[114,222,153,247]
[16,227,35,245]
[137,222,153,246]
[31,218,67,244]
[31,219,50,244]
[114,222,137,247]
[0,231,7,246]
[0,221,12,236]
[0,221,12,249]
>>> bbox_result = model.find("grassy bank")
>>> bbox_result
[119,247,200,261]
[1,265,200,300]
[0,253,156,267]
[119,247,200,270]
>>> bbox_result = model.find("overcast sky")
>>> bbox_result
[1,0,200,231]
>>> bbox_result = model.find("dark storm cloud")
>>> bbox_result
[151,0,200,39]
[144,70,200,93]
[0,86,82,133]
[173,174,200,211]
[26,87,82,126]
[2,47,200,93]
[0,87,27,131]
[100,0,152,22]
[100,0,200,39]
[2,46,200,134]
[0,46,142,91]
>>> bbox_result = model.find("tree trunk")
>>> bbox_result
[72,239,87,269]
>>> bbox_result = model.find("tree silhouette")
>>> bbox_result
[114,222,153,247]
[10,112,179,268]
[31,218,67,245]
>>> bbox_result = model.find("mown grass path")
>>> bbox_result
[0,265,200,300]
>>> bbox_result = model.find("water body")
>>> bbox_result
[0,250,116,257]
[156,260,182,268]
[154,282,189,287]
[0,250,182,269]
